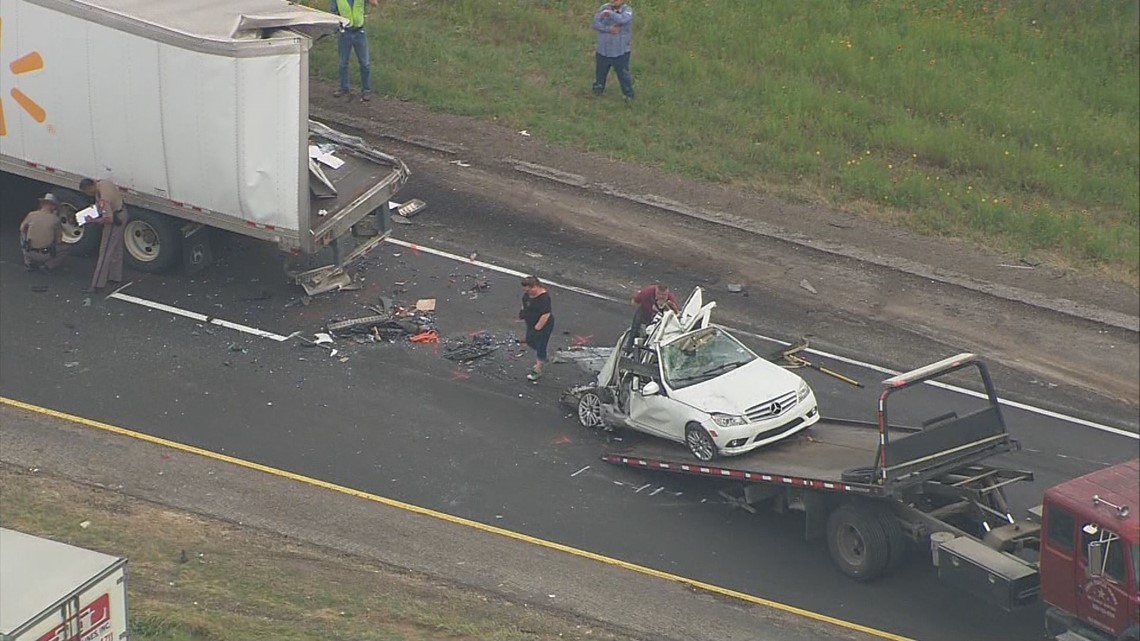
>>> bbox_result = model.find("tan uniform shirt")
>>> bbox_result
[21,208,61,249]
[96,180,125,217]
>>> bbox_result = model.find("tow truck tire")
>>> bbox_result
[826,503,891,581]
[685,423,717,462]
[54,194,101,257]
[873,506,910,572]
[123,209,182,273]
[577,391,606,429]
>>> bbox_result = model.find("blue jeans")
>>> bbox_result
[338,29,372,93]
[594,52,633,99]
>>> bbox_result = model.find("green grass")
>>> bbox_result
[0,467,631,641]
[308,0,1139,279]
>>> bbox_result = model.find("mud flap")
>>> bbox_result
[181,224,213,276]
[800,491,833,542]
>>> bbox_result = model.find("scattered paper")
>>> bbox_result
[415,298,436,312]
[316,153,345,170]
[518,130,531,137]
[75,205,100,226]
[449,160,471,168]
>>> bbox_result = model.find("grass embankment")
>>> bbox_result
[0,467,631,641]
[307,0,1139,280]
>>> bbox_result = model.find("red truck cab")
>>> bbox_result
[1040,458,1139,641]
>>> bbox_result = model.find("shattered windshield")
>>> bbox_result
[661,327,757,389]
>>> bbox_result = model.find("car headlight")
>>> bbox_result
[711,413,748,427]
[797,380,811,401]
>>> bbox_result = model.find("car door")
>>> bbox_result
[1076,523,1133,637]
[677,287,716,332]
[626,349,684,442]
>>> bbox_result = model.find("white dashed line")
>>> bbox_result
[384,238,1138,440]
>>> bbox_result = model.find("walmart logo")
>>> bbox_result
[0,17,48,136]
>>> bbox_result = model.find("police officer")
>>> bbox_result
[19,193,68,272]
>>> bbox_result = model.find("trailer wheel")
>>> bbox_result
[577,391,606,429]
[53,194,102,257]
[874,506,911,572]
[826,503,891,581]
[685,423,717,462]
[123,209,182,273]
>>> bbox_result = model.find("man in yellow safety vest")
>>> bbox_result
[330,0,379,101]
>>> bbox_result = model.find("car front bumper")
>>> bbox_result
[706,400,820,457]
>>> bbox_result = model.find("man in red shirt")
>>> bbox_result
[625,283,679,352]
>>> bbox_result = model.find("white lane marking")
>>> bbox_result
[108,292,297,342]
[385,238,1138,439]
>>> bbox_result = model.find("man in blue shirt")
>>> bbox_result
[330,0,379,101]
[592,0,635,101]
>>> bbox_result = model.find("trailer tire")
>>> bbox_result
[685,423,717,462]
[123,209,182,273]
[827,503,891,581]
[577,391,606,429]
[873,506,910,573]
[54,194,101,257]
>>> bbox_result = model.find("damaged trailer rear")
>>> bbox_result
[0,0,409,274]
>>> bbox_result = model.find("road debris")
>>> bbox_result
[415,298,436,312]
[799,279,818,294]
[726,283,744,293]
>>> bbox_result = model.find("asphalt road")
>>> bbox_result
[1,172,1137,641]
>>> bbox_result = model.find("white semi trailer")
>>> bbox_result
[0,528,129,641]
[0,0,408,274]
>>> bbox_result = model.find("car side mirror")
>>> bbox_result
[1087,540,1104,577]
[641,380,661,396]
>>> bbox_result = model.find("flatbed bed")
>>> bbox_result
[603,418,899,494]
[593,353,1044,601]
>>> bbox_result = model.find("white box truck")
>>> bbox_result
[0,0,409,274]
[0,528,128,641]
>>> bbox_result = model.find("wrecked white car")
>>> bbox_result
[574,288,819,461]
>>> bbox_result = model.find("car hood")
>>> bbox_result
[670,358,804,415]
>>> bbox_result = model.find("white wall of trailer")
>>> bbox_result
[0,0,305,232]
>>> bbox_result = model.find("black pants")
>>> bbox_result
[624,307,652,353]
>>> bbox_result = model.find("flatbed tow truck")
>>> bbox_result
[591,353,1140,639]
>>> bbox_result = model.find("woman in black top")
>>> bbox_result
[519,275,554,381]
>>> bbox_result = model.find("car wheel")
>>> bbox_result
[826,503,891,581]
[577,391,605,429]
[684,423,716,461]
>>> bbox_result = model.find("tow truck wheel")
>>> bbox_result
[685,423,717,462]
[874,507,910,572]
[577,391,605,429]
[826,503,891,581]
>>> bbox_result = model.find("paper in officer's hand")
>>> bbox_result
[75,205,100,226]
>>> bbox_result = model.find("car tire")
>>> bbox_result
[684,423,717,462]
[826,503,891,582]
[577,391,606,429]
[123,209,182,273]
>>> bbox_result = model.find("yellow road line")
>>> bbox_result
[0,396,913,641]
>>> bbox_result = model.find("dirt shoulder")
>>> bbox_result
[310,84,1139,413]
[0,406,889,641]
